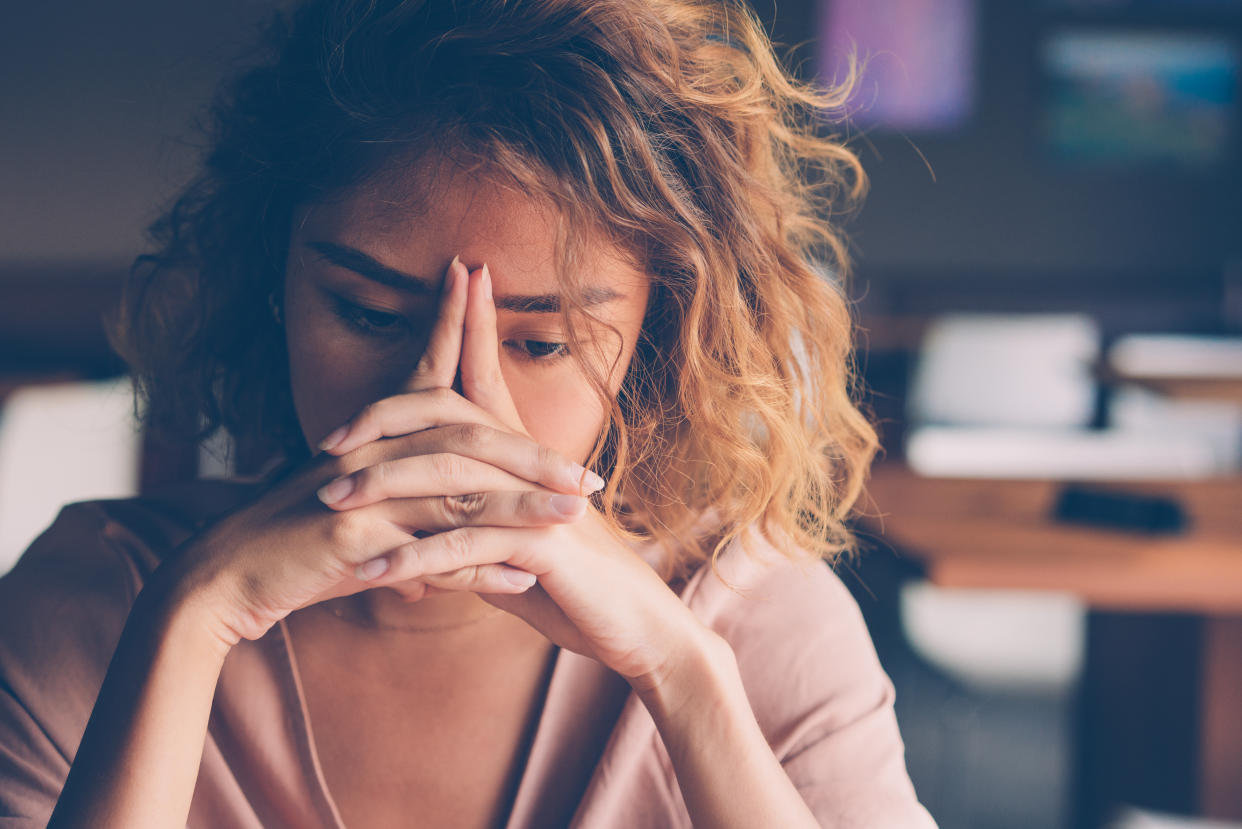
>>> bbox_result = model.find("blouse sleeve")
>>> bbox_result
[0,501,142,827]
[695,544,938,828]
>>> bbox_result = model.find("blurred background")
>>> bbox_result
[1,2,1240,827]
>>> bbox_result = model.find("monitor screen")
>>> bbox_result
[820,0,977,132]
[1042,30,1239,167]
[1047,0,1242,8]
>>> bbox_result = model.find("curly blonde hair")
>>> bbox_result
[108,0,878,582]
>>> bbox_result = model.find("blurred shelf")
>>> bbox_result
[863,463,1242,614]
[1111,375,1242,406]
[0,264,127,377]
[862,462,1242,820]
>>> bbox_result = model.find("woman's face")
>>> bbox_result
[281,162,652,466]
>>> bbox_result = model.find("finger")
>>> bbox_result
[419,563,538,594]
[354,526,548,584]
[460,263,527,434]
[406,253,469,392]
[319,387,507,456]
[480,587,600,660]
[378,490,588,532]
[315,453,538,509]
[353,423,603,496]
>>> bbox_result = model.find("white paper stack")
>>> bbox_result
[1110,334,1242,380]
[906,425,1228,480]
[0,377,141,576]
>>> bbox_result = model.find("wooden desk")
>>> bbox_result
[862,464,1242,823]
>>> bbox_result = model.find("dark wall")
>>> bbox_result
[5,0,1237,280]
[0,1,283,268]
[758,0,1242,288]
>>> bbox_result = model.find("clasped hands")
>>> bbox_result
[300,255,714,691]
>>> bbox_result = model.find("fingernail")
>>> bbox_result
[445,254,462,293]
[550,493,586,517]
[356,556,390,581]
[481,263,493,300]
[581,468,606,493]
[566,464,604,494]
[318,425,349,452]
[317,475,355,506]
[503,569,536,588]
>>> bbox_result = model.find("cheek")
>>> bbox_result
[506,318,644,466]
[284,293,414,447]
[507,369,607,466]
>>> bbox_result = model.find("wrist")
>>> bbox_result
[632,622,740,720]
[136,556,240,665]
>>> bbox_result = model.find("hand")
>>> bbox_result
[153,256,600,648]
[318,260,719,691]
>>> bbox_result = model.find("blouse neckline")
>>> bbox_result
[272,614,570,829]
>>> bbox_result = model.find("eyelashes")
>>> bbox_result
[505,339,570,363]
[330,296,570,363]
[331,296,407,336]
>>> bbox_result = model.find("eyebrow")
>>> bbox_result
[305,240,622,313]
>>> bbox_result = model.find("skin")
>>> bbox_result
[46,155,822,829]
[281,157,650,632]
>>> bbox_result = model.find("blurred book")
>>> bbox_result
[906,425,1227,479]
[1109,334,1242,380]
[906,316,1241,478]
[908,313,1099,428]
[1110,807,1242,829]
[1111,384,1242,469]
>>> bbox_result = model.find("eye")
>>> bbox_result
[331,297,407,337]
[505,339,570,362]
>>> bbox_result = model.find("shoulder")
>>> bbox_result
[2,476,264,594]
[672,526,936,825]
[677,525,884,703]
[0,477,263,702]
[0,478,250,821]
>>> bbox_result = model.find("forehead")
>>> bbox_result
[292,154,647,295]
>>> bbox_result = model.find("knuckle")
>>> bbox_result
[353,401,379,433]
[442,492,487,526]
[385,542,418,579]
[428,452,466,483]
[441,530,474,569]
[517,491,545,521]
[452,422,489,451]
[326,509,369,551]
[427,565,481,592]
[452,565,485,588]
[317,452,351,482]
[365,460,395,494]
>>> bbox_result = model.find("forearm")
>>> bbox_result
[47,576,231,829]
[636,630,820,829]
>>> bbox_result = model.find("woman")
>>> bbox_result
[0,0,935,826]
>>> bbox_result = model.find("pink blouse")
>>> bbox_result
[0,477,935,827]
